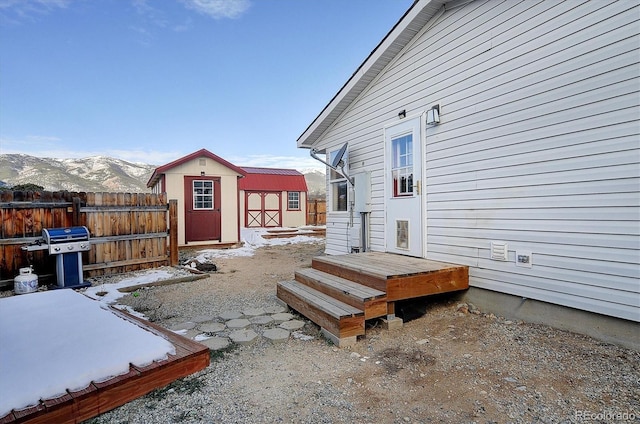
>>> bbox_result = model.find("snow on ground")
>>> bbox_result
[189,227,322,262]
[84,227,324,311]
[0,290,176,417]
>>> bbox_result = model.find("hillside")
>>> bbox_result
[0,154,326,196]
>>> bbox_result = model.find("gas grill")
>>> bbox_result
[22,226,91,289]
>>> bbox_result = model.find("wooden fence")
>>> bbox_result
[306,199,326,226]
[0,191,176,289]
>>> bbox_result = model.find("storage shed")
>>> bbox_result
[147,149,246,246]
[238,167,308,228]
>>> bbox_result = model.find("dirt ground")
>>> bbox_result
[104,241,639,424]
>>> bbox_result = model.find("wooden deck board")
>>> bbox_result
[0,309,210,424]
[296,268,386,300]
[294,268,388,319]
[315,252,462,278]
[277,281,365,338]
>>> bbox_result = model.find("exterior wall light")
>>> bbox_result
[427,104,440,125]
[398,109,406,119]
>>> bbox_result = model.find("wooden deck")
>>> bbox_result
[0,309,210,424]
[312,252,469,301]
[277,251,469,346]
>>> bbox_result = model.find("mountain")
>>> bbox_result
[303,169,326,199]
[0,154,326,197]
[0,154,156,192]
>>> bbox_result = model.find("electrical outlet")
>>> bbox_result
[515,250,532,268]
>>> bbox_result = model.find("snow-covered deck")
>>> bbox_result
[0,290,209,423]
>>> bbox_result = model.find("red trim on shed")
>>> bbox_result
[147,149,246,188]
[238,167,308,192]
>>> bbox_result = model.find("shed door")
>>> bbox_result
[185,176,221,242]
[245,191,281,227]
[384,117,423,257]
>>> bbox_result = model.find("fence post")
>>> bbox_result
[314,199,318,225]
[72,197,82,227]
[169,199,178,266]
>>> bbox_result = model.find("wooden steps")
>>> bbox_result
[294,268,387,320]
[277,251,469,347]
[276,280,365,344]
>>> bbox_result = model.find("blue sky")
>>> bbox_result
[0,0,413,171]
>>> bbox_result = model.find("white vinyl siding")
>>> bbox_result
[312,0,639,321]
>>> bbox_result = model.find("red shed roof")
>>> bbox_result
[147,149,246,188]
[238,167,308,192]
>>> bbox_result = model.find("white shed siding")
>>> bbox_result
[312,0,639,321]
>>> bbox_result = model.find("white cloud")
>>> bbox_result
[0,0,70,24]
[180,0,250,19]
[229,154,325,173]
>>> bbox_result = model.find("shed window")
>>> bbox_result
[288,191,300,210]
[193,180,214,209]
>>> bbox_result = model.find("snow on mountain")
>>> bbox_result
[0,154,156,192]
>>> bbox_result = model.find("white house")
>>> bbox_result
[298,0,639,346]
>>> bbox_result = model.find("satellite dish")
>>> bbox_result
[330,143,348,169]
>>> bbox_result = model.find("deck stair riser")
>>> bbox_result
[277,280,365,339]
[294,268,387,320]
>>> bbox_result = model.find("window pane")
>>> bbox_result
[193,180,214,209]
[332,181,348,211]
[288,191,300,210]
[391,134,413,197]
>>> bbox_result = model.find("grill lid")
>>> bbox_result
[42,226,90,244]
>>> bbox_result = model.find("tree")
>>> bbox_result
[10,183,45,191]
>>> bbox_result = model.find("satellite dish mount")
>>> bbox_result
[310,142,354,185]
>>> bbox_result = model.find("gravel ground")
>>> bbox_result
[12,241,638,424]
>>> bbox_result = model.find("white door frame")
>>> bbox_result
[383,113,426,258]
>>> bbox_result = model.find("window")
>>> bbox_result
[391,134,413,197]
[193,180,213,209]
[288,191,300,210]
[329,148,349,211]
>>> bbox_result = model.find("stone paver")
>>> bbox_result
[226,318,251,329]
[181,303,310,347]
[199,322,226,333]
[183,329,201,340]
[271,313,295,323]
[250,315,274,325]
[264,305,288,314]
[192,315,215,323]
[200,337,231,351]
[229,329,259,345]
[279,319,305,330]
[219,311,243,320]
[263,328,290,344]
[242,307,266,317]
[171,322,197,331]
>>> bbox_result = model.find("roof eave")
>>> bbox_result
[146,148,247,188]
[297,0,446,149]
